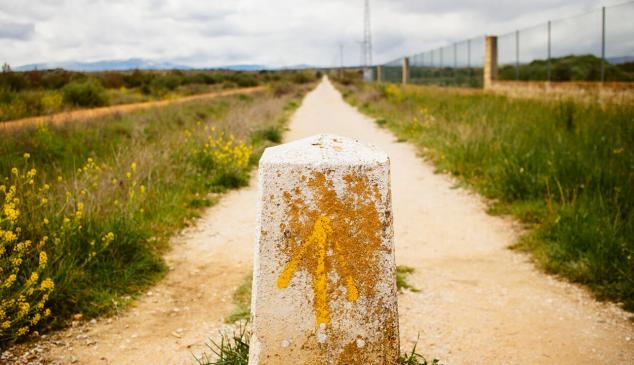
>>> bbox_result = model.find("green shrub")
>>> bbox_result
[62,79,109,107]
[251,126,282,145]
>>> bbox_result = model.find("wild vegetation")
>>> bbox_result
[0,74,316,348]
[195,325,440,365]
[338,80,634,312]
[499,55,634,82]
[0,66,315,122]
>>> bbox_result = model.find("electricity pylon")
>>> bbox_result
[363,0,373,67]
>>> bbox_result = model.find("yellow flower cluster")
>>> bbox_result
[1,164,54,343]
[198,130,252,172]
[383,84,404,103]
[1,149,149,342]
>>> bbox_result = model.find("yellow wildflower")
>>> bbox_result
[18,301,29,314]
[4,231,17,242]
[4,274,16,288]
[23,153,30,160]
[31,313,41,325]
[11,167,18,175]
[131,162,137,172]
[43,218,49,225]
[40,278,54,291]
[39,251,48,266]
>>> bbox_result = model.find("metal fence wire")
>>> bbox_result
[379,1,634,86]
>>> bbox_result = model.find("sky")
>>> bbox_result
[0,0,631,68]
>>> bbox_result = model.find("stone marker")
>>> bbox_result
[250,134,399,364]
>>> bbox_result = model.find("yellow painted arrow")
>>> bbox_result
[277,216,359,327]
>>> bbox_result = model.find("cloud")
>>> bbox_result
[0,22,35,40]
[0,0,628,68]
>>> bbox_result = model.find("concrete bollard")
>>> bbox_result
[484,35,498,89]
[250,134,399,364]
[402,57,410,85]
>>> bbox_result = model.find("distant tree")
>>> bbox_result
[2,63,11,73]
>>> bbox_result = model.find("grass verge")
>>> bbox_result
[225,275,252,324]
[396,265,420,293]
[337,81,634,312]
[196,324,440,365]
[0,81,312,347]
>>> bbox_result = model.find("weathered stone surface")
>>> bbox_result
[249,134,399,364]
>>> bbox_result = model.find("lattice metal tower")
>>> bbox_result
[363,0,373,66]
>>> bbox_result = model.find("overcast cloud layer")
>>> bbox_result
[0,0,629,68]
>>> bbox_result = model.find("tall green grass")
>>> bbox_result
[341,82,634,311]
[0,83,309,347]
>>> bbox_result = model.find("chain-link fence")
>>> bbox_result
[498,2,633,82]
[379,1,634,86]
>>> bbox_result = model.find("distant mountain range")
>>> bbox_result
[13,58,313,72]
[608,56,634,64]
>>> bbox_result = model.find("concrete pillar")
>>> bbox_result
[250,134,399,365]
[484,35,498,89]
[376,65,383,83]
[402,57,410,85]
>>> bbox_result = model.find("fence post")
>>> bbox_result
[467,39,471,68]
[547,20,552,82]
[402,57,410,84]
[249,134,399,365]
[453,43,458,82]
[515,30,520,80]
[484,35,498,89]
[468,39,472,83]
[601,6,606,82]
[376,65,383,83]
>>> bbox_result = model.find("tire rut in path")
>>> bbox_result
[40,78,633,364]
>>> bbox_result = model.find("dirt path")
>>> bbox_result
[0,86,264,131]
[31,78,633,364]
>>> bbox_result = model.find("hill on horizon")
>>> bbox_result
[13,58,271,72]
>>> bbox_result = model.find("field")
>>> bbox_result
[0,72,315,347]
[0,68,315,122]
[337,79,634,311]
